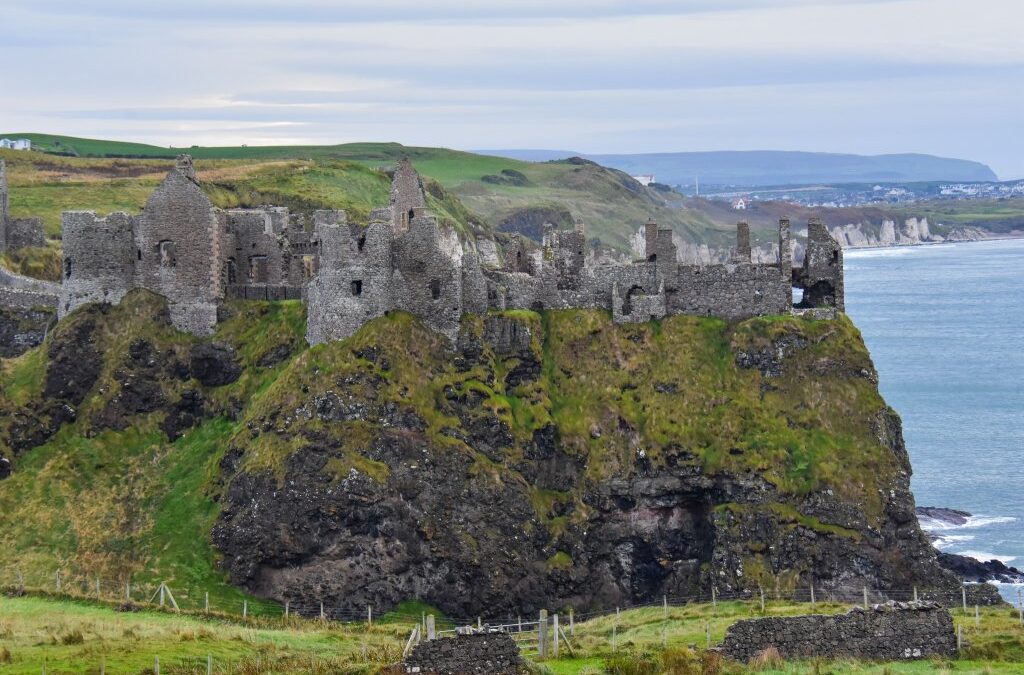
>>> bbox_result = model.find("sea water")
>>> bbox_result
[843,239,1024,602]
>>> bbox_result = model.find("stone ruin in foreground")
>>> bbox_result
[10,155,844,342]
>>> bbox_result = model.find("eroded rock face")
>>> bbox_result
[0,305,54,358]
[190,342,241,386]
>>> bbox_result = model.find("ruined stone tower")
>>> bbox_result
[390,157,427,232]
[307,160,485,344]
[134,155,222,334]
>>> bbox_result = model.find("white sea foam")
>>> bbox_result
[919,515,1016,531]
[844,247,918,259]
[932,534,975,550]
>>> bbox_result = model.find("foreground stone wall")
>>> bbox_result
[403,634,524,674]
[720,601,956,662]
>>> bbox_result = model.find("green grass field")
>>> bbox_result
[1,593,1022,673]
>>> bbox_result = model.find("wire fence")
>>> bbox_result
[5,563,1024,671]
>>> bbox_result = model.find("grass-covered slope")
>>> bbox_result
[0,292,308,608]
[2,593,1022,673]
[0,148,487,241]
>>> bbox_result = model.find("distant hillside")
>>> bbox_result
[1,134,738,252]
[478,149,998,186]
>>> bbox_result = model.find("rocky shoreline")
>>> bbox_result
[917,506,1024,584]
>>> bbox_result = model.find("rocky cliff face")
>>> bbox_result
[0,295,999,615]
[829,218,990,249]
[210,310,996,614]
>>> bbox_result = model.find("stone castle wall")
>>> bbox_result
[720,602,956,662]
[59,211,136,315]
[20,155,844,343]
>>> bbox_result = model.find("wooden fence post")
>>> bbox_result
[204,592,209,613]
[862,586,868,610]
[125,579,131,602]
[569,608,574,637]
[55,570,61,593]
[712,586,717,610]
[427,614,436,640]
[913,586,918,602]
[759,587,765,613]
[368,605,373,626]
[975,605,980,629]
[553,614,560,659]
[810,582,815,606]
[95,577,100,598]
[962,586,967,614]
[538,610,548,659]
[320,602,325,621]
[243,600,248,619]
[285,600,289,618]
[957,624,963,652]
[155,656,160,675]
[517,615,522,631]
[207,655,212,675]
[477,616,482,632]
[663,595,668,619]
[159,584,165,607]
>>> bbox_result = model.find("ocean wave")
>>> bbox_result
[918,514,1016,531]
[844,247,918,259]
[956,550,1017,564]
[933,534,975,550]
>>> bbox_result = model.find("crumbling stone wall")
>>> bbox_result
[6,218,45,250]
[403,633,524,674]
[795,218,845,311]
[391,157,427,232]
[48,155,845,346]
[0,160,45,251]
[59,211,136,316]
[134,156,221,334]
[720,602,956,662]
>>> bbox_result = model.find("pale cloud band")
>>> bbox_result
[1,0,1022,177]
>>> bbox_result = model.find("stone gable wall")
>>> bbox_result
[403,633,524,675]
[720,602,956,662]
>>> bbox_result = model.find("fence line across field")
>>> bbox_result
[4,564,1022,632]
[10,568,1024,672]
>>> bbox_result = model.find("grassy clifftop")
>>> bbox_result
[0,293,908,611]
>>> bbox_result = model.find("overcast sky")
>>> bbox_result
[2,0,1022,178]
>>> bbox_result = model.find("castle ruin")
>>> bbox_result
[16,155,842,341]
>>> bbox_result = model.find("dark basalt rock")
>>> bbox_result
[190,342,241,386]
[936,552,1024,584]
[0,305,54,358]
[162,389,206,441]
[257,343,294,368]
[734,333,808,378]
[0,455,11,480]
[44,317,101,405]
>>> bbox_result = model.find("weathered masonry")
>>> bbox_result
[720,601,957,662]
[0,160,45,253]
[50,155,844,340]
[59,156,319,334]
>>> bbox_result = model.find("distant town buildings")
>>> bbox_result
[632,174,655,186]
[0,138,31,151]
[731,198,747,210]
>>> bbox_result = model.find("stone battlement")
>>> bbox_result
[8,155,844,340]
